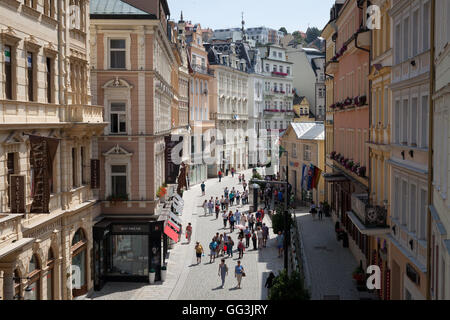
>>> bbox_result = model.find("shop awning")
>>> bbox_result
[346,211,390,236]
[323,173,349,182]
[0,238,34,259]
[164,222,180,242]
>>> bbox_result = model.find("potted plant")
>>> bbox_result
[357,166,366,177]
[149,268,156,284]
[352,266,365,283]
[359,95,367,106]
[157,186,167,202]
[345,160,354,170]
[161,265,167,282]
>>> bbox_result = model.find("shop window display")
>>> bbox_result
[108,235,149,276]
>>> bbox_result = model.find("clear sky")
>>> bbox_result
[167,0,335,33]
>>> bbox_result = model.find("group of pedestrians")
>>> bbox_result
[310,201,324,220]
[189,168,283,290]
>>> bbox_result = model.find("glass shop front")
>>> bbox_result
[93,219,167,291]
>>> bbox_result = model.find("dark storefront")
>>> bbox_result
[93,219,167,291]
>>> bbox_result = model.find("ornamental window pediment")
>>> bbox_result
[102,144,133,158]
[102,77,133,90]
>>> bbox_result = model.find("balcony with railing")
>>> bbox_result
[0,100,61,125]
[349,193,389,231]
[67,104,104,123]
[192,64,214,76]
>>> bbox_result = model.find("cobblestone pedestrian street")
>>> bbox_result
[88,169,284,300]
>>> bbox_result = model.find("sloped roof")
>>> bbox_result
[90,0,150,15]
[290,122,324,140]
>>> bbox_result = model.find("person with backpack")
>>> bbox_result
[218,259,229,288]
[209,238,218,263]
[237,239,245,259]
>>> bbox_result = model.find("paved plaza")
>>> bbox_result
[88,169,284,300]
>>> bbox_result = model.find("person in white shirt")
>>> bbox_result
[235,210,241,225]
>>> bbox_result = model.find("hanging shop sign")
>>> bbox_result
[10,174,25,213]
[90,159,100,189]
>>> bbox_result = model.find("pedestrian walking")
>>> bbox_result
[201,181,206,196]
[220,196,225,211]
[276,231,284,258]
[235,209,241,226]
[185,223,193,244]
[229,190,235,206]
[203,200,208,216]
[224,187,229,198]
[251,231,257,250]
[222,211,228,229]
[241,213,247,226]
[265,272,275,296]
[236,191,241,206]
[235,261,245,289]
[237,239,245,259]
[229,212,235,233]
[225,197,230,211]
[310,201,317,220]
[209,238,218,263]
[242,181,247,192]
[244,227,251,248]
[238,174,242,184]
[226,237,234,257]
[231,167,235,177]
[195,242,204,265]
[208,199,214,215]
[257,227,263,249]
[218,259,229,288]
[218,234,225,257]
[218,170,222,182]
[248,214,255,232]
[215,202,220,219]
[262,223,269,248]
[318,203,323,220]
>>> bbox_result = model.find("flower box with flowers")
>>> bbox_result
[345,160,354,170]
[336,102,344,110]
[357,166,366,177]
[351,163,360,173]
[272,71,288,77]
[330,104,336,109]
[357,95,367,106]
[330,151,337,159]
[344,97,353,106]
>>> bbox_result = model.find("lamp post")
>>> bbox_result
[250,183,260,213]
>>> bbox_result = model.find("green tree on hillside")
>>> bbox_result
[279,27,288,35]
[306,27,321,43]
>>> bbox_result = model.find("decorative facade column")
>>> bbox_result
[1,268,15,300]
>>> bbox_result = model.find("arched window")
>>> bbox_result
[71,228,87,297]
[47,248,55,300]
[27,254,41,300]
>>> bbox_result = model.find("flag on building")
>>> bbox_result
[312,166,322,189]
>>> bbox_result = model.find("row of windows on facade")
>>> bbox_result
[264,121,289,131]
[392,173,428,241]
[337,66,369,102]
[3,46,53,103]
[264,101,293,110]
[290,143,312,161]
[264,82,292,93]
[393,95,429,148]
[5,146,88,208]
[190,78,209,95]
[393,0,431,65]
[265,64,290,74]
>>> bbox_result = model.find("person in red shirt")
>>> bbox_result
[218,170,222,182]
[185,223,193,244]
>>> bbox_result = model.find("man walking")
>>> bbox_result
[237,239,245,259]
[208,199,214,215]
[218,170,222,182]
[262,223,269,248]
[222,211,229,229]
[201,181,206,196]
[276,231,284,258]
[244,227,251,248]
[235,209,241,226]
[209,238,218,263]
[218,259,228,288]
